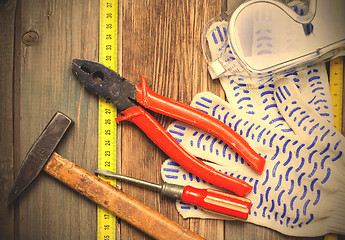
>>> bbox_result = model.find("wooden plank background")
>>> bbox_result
[0,0,344,239]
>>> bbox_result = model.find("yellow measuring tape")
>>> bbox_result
[325,57,343,240]
[330,56,343,132]
[98,0,118,239]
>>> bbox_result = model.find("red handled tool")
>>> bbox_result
[96,169,252,220]
[72,59,265,196]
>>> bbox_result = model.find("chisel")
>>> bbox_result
[95,169,252,220]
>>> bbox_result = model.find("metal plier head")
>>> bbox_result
[71,59,137,111]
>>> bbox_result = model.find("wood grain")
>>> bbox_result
[0,1,17,239]
[1,0,344,239]
[12,0,99,239]
[120,0,225,239]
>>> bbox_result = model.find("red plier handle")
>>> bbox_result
[117,105,252,196]
[116,77,265,196]
[136,76,265,173]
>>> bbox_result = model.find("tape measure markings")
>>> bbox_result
[98,0,118,239]
[329,56,343,132]
[325,57,343,240]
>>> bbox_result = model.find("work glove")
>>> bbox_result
[161,79,345,236]
[161,19,345,237]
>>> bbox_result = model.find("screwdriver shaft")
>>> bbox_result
[96,169,162,191]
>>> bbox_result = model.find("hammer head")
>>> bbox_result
[7,112,72,205]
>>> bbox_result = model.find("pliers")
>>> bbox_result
[71,59,265,196]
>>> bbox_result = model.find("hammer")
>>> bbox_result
[7,112,203,240]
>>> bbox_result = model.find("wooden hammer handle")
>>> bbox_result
[44,152,203,240]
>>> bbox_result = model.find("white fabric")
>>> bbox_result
[161,82,345,236]
[161,15,345,236]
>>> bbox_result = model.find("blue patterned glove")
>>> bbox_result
[161,76,345,236]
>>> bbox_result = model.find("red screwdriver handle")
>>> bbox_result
[135,76,265,174]
[181,185,252,220]
[116,105,252,196]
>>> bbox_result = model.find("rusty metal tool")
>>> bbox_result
[7,112,203,240]
[96,169,252,220]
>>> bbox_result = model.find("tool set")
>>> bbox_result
[8,0,344,238]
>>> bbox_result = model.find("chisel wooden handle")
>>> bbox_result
[44,152,203,240]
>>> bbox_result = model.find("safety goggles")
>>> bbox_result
[203,0,345,80]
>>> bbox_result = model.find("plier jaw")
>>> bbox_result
[71,59,137,111]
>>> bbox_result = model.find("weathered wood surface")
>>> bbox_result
[0,0,344,239]
[1,0,99,239]
[0,1,16,240]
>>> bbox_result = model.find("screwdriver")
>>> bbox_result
[95,169,252,220]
